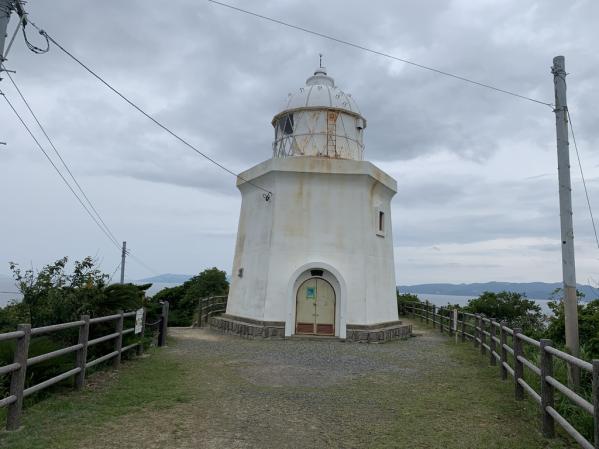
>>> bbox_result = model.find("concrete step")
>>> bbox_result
[287,334,345,342]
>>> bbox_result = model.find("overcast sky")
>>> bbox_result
[1,0,598,286]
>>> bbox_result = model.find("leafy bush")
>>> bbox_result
[545,288,599,359]
[152,267,229,326]
[4,257,149,331]
[396,292,421,303]
[0,257,152,400]
[463,291,544,337]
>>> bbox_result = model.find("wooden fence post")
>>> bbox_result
[474,314,479,348]
[489,321,497,366]
[460,311,466,342]
[419,302,423,322]
[540,339,555,438]
[513,328,524,400]
[158,301,169,347]
[439,308,444,333]
[75,315,90,390]
[198,298,205,327]
[113,310,124,369]
[480,316,486,356]
[137,308,146,356]
[205,297,209,325]
[425,301,429,324]
[432,306,436,329]
[499,321,508,380]
[448,310,453,337]
[198,298,203,327]
[6,324,31,431]
[593,360,599,449]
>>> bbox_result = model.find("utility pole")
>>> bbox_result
[120,241,127,284]
[0,0,13,147]
[552,55,580,387]
[0,0,12,65]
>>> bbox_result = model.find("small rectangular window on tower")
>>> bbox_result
[375,208,385,237]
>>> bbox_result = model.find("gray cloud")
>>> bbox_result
[1,0,598,284]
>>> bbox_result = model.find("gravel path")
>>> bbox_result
[74,320,567,449]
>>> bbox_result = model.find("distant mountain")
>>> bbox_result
[137,274,193,284]
[398,282,599,300]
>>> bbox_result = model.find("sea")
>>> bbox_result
[0,280,176,308]
[0,283,555,315]
[414,293,554,316]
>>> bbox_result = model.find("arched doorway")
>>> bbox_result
[295,277,336,335]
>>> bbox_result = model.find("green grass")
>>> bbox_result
[0,346,190,449]
[395,322,575,449]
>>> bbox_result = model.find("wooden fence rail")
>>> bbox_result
[196,295,228,327]
[0,304,170,431]
[400,301,599,449]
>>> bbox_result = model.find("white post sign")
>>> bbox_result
[453,308,459,343]
[134,308,144,334]
[453,309,458,332]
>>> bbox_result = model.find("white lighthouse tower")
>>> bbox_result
[212,65,410,341]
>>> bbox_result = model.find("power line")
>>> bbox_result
[567,108,599,249]
[21,22,49,54]
[27,21,272,200]
[1,89,122,251]
[107,261,121,284]
[2,81,159,278]
[207,0,554,109]
[127,251,160,277]
[1,64,121,247]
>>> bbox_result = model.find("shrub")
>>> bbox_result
[151,267,229,326]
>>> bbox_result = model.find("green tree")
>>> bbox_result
[9,257,109,327]
[545,288,599,358]
[152,267,229,326]
[464,291,543,336]
[396,292,421,303]
[1,257,152,398]
[7,257,150,328]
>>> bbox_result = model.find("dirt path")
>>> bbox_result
[24,320,571,449]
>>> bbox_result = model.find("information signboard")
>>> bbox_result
[134,308,144,334]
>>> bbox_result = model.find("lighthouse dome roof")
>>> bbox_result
[277,67,362,117]
[272,66,366,160]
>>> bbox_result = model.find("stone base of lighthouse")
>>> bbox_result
[209,314,411,342]
[214,157,411,342]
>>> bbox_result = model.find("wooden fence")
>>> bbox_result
[196,295,227,327]
[0,301,170,431]
[400,301,599,449]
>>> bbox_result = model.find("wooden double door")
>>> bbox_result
[295,278,335,335]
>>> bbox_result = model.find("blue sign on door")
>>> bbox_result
[306,287,315,299]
